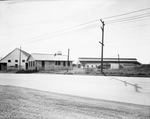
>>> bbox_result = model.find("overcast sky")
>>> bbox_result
[0,0,150,63]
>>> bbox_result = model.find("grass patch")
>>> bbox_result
[16,70,38,73]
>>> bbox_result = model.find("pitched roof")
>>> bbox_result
[28,53,73,61]
[0,48,30,62]
[20,48,30,57]
[79,57,137,61]
[78,57,141,64]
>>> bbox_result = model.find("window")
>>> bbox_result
[33,61,35,67]
[28,62,30,67]
[55,61,57,65]
[15,64,18,68]
[30,61,32,67]
[8,60,11,63]
[42,61,45,67]
[15,60,18,62]
[63,61,66,66]
[58,61,60,65]
[22,60,25,62]
[55,61,60,65]
[67,61,70,66]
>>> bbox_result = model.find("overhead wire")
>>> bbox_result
[23,9,150,42]
[102,8,150,20]
[17,20,100,43]
[0,23,100,47]
[106,13,150,24]
[23,23,100,43]
[1,8,150,47]
[26,7,150,40]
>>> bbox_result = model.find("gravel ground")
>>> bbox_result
[0,85,150,119]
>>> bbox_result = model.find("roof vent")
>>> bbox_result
[57,51,62,55]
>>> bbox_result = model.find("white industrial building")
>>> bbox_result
[0,48,30,70]
[78,57,141,69]
[0,48,73,71]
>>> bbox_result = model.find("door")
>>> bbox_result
[26,63,28,70]
[0,63,7,70]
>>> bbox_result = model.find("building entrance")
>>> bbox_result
[0,63,7,70]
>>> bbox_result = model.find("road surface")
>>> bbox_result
[0,73,150,105]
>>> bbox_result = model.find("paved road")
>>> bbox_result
[0,73,150,105]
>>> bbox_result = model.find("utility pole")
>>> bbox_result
[67,48,70,72]
[99,19,105,73]
[19,46,21,70]
[118,54,120,69]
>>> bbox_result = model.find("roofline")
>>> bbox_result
[78,57,141,65]
[79,60,141,65]
[31,53,67,56]
[0,48,30,62]
[78,57,137,60]
[27,54,31,61]
[0,48,18,62]
[21,48,30,57]
[27,53,73,61]
[34,60,74,61]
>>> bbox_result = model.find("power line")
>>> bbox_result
[106,16,150,25]
[21,11,150,43]
[0,23,100,47]
[3,12,149,47]
[0,8,150,47]
[19,21,99,43]
[106,13,150,22]
[106,13,150,24]
[24,8,150,41]
[102,8,150,20]
[25,23,100,43]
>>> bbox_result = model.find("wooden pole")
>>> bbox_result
[100,19,105,73]
[19,46,21,70]
[67,49,70,71]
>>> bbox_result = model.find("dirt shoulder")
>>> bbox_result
[13,66,150,77]
[0,85,150,119]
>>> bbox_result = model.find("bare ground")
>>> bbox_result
[0,85,150,119]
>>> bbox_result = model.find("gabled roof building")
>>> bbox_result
[0,48,73,71]
[0,48,30,70]
[27,53,73,71]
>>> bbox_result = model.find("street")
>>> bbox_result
[0,73,150,106]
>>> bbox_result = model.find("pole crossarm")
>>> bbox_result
[101,27,104,31]
[99,41,104,46]
[100,19,105,26]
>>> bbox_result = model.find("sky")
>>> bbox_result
[0,0,150,64]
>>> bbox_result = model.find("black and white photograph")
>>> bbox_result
[0,0,150,118]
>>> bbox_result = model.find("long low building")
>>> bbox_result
[27,53,73,71]
[78,57,141,69]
